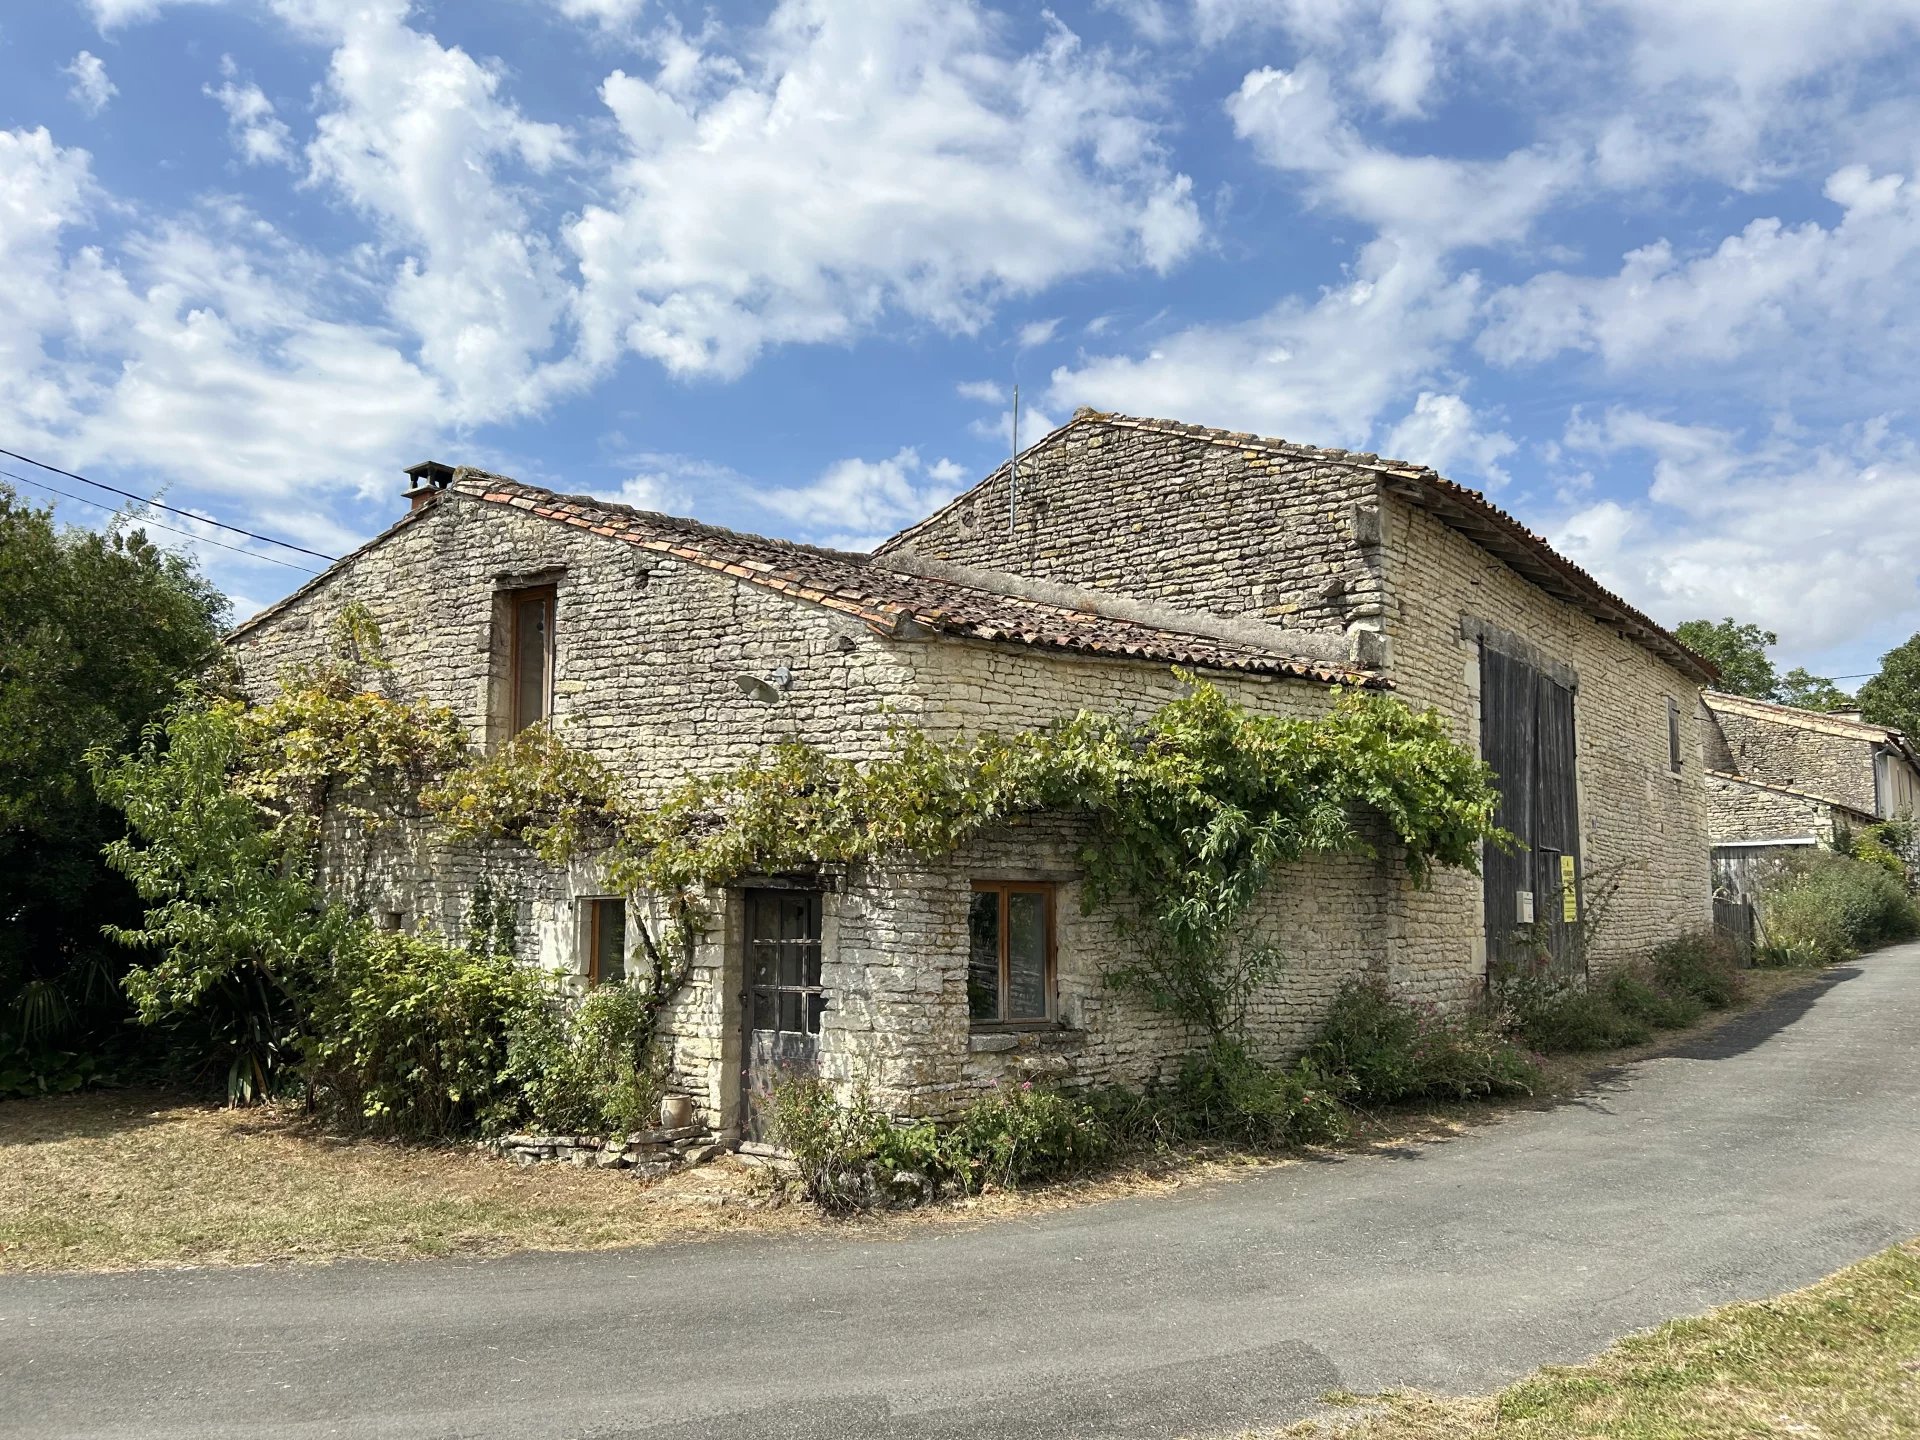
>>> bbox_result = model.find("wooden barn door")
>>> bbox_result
[1480,647,1583,977]
[738,889,825,1143]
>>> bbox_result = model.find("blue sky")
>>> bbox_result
[4,0,1919,681]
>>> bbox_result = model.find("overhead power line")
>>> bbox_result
[0,468,328,575]
[0,444,341,563]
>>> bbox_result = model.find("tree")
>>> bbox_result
[1859,633,1920,738]
[0,485,226,1092]
[1674,617,1777,699]
[1777,667,1854,713]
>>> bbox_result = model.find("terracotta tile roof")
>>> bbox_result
[226,470,1378,686]
[887,410,1719,687]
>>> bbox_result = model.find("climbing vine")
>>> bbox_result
[429,675,1508,1043]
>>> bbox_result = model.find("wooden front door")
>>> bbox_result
[739,889,825,1143]
[1480,645,1583,977]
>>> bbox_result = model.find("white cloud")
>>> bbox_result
[0,125,445,547]
[206,57,295,165]
[1048,240,1480,448]
[1480,166,1920,400]
[1227,62,1580,252]
[296,1,581,422]
[1382,391,1516,486]
[568,0,1201,379]
[550,0,648,29]
[607,471,691,515]
[1017,318,1061,349]
[1551,407,1920,660]
[956,379,1006,405]
[757,447,970,551]
[64,52,118,116]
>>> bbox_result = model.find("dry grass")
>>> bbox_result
[0,1092,819,1273]
[0,966,1835,1276]
[1266,1239,1920,1440]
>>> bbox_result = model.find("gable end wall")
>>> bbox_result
[881,422,1384,638]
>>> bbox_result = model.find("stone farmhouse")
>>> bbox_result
[227,410,1717,1135]
[1704,690,1920,891]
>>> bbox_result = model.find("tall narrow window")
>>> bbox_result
[968,882,1054,1025]
[585,898,626,985]
[510,586,555,733]
[1668,697,1683,773]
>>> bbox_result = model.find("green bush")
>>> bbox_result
[1306,978,1540,1106]
[496,977,665,1138]
[1606,968,1707,1030]
[306,927,545,1138]
[767,1077,1112,1213]
[944,1082,1112,1191]
[1494,963,1652,1052]
[1160,1039,1353,1148]
[1761,852,1920,964]
[303,926,663,1141]
[1648,932,1745,1009]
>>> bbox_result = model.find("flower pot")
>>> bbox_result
[659,1093,695,1129]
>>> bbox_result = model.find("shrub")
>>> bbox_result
[1306,978,1540,1106]
[944,1083,1112,1191]
[1605,968,1707,1031]
[306,927,545,1138]
[765,1077,926,1213]
[496,978,665,1138]
[1494,962,1651,1052]
[1760,852,1920,964]
[1648,932,1745,1009]
[1160,1039,1352,1148]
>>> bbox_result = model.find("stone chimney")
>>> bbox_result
[404,460,456,512]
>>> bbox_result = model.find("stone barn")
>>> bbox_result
[1703,690,1920,895]
[227,410,1717,1135]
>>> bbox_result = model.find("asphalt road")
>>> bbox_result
[7,945,1920,1440]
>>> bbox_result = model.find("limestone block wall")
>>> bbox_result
[879,417,1384,635]
[1706,704,1880,817]
[1706,774,1839,845]
[823,819,1388,1120]
[228,493,929,798]
[1379,497,1715,978]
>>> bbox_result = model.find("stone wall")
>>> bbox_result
[1704,700,1881,818]
[879,416,1384,644]
[1379,497,1714,976]
[883,413,1714,986]
[1706,773,1843,845]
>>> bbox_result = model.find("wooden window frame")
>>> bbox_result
[507,584,556,735]
[1668,697,1683,774]
[584,897,626,986]
[968,880,1057,1028]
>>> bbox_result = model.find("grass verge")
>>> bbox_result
[0,966,1837,1274]
[1272,1238,1920,1439]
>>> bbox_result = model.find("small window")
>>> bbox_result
[510,586,555,733]
[584,898,626,985]
[1668,697,1683,773]
[745,889,825,1036]
[968,882,1055,1025]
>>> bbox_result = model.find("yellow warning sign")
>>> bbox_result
[1560,854,1578,922]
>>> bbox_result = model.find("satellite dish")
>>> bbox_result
[734,674,784,705]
